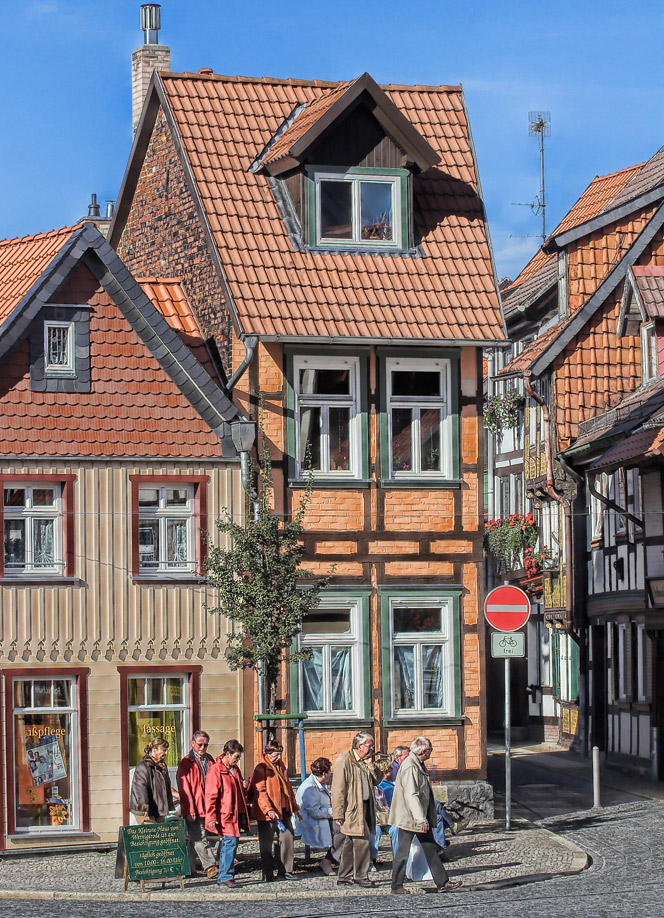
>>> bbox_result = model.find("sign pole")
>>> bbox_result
[505,656,511,831]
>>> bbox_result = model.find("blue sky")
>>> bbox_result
[0,0,662,279]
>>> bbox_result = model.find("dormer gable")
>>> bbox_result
[255,73,439,253]
[618,266,664,382]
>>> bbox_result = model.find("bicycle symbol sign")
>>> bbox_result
[490,631,525,658]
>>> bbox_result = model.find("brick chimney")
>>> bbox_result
[131,4,170,135]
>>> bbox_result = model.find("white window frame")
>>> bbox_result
[617,623,627,701]
[12,676,79,834]
[137,485,195,575]
[315,171,401,248]
[386,357,452,479]
[389,596,454,716]
[641,322,658,382]
[636,623,647,702]
[298,597,363,719]
[3,483,63,576]
[44,321,75,374]
[293,355,361,479]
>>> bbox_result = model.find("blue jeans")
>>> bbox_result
[216,834,239,884]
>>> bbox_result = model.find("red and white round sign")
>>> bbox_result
[484,585,531,632]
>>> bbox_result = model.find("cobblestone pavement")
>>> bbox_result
[2,748,663,917]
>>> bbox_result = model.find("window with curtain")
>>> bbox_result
[294,355,361,478]
[386,357,451,478]
[126,675,189,770]
[3,484,62,576]
[390,598,453,715]
[298,601,362,717]
[137,485,194,574]
[314,170,404,248]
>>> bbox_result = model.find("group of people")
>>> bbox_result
[129,729,462,895]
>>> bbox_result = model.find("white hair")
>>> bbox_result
[352,731,373,749]
[410,736,432,756]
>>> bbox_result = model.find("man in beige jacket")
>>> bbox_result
[388,736,462,895]
[331,731,383,887]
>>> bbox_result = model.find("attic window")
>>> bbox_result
[44,322,74,374]
[309,167,408,249]
[641,322,658,382]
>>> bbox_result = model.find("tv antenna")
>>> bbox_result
[529,111,550,241]
[511,111,551,242]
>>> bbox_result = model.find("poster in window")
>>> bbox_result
[26,734,67,787]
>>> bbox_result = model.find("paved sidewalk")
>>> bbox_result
[0,819,587,902]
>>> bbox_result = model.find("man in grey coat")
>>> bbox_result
[388,736,462,895]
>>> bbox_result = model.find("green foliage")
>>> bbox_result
[205,443,332,710]
[484,513,539,569]
[484,390,524,436]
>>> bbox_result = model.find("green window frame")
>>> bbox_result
[290,588,372,724]
[284,348,370,485]
[306,166,409,250]
[378,349,460,487]
[379,586,462,724]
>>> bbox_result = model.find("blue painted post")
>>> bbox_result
[298,719,310,861]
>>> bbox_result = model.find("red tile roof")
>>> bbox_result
[495,323,562,378]
[138,277,222,383]
[504,165,643,301]
[630,265,664,319]
[589,425,664,471]
[157,72,505,343]
[0,225,77,323]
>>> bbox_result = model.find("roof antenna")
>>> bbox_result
[528,111,551,242]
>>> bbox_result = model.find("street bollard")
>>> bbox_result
[592,745,600,809]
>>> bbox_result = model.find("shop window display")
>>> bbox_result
[12,678,77,832]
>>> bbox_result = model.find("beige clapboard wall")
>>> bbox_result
[0,458,244,845]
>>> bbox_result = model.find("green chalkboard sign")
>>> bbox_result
[121,817,189,886]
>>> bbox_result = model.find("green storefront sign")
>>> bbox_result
[120,817,189,888]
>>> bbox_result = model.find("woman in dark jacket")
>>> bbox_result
[130,737,174,823]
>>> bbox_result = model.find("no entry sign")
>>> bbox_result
[484,584,531,632]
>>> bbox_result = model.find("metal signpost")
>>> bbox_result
[484,585,531,831]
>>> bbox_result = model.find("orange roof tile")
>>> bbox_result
[495,323,562,378]
[0,225,77,324]
[138,277,222,383]
[505,164,643,294]
[157,72,504,343]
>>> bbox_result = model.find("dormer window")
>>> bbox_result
[308,167,407,250]
[641,322,658,382]
[44,321,74,374]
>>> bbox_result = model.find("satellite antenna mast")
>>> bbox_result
[528,111,551,241]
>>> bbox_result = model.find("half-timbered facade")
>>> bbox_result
[0,223,249,849]
[110,66,507,788]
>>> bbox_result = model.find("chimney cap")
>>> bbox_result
[87,194,101,218]
[198,68,213,76]
[140,3,161,45]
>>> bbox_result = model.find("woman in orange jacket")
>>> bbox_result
[250,739,299,881]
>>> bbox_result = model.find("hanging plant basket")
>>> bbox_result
[484,390,525,436]
[484,513,539,569]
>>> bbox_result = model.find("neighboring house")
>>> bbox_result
[109,65,506,786]
[0,222,250,850]
[490,144,664,757]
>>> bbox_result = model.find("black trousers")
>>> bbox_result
[391,827,449,889]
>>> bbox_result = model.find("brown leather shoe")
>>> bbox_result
[354,878,374,888]
[206,865,219,878]
[221,879,238,888]
[391,887,409,894]
[436,879,462,892]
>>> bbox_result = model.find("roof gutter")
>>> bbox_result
[524,371,573,631]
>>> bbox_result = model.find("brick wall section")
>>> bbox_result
[117,108,234,373]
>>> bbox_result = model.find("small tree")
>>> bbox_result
[205,444,332,718]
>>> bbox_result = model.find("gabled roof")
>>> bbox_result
[502,165,642,315]
[627,265,664,320]
[588,424,664,472]
[0,223,240,455]
[260,72,440,176]
[495,323,561,379]
[111,71,506,346]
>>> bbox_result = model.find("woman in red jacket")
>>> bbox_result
[204,739,248,889]
[250,739,299,881]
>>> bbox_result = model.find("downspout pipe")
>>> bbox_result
[524,371,574,630]
[227,335,258,392]
[586,470,644,529]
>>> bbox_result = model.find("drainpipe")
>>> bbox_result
[585,470,644,529]
[227,336,258,392]
[524,371,574,630]
[485,350,496,591]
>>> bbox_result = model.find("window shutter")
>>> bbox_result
[624,623,634,702]
[644,630,654,704]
